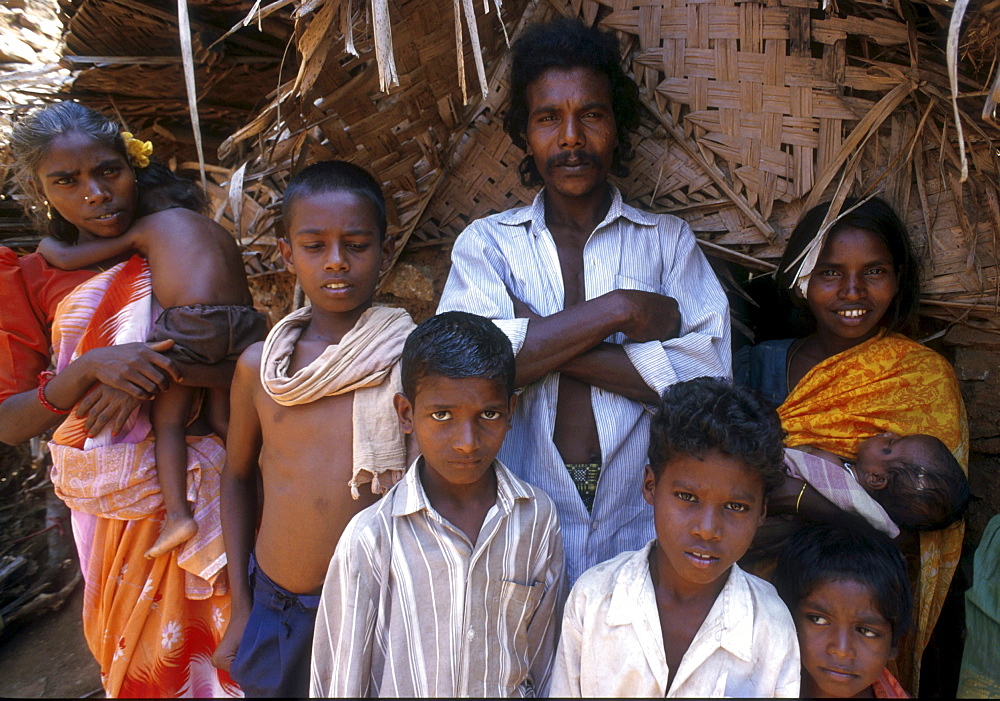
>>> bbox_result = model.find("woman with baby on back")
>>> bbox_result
[736,195,968,692]
[0,101,252,697]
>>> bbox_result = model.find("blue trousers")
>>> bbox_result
[230,552,321,698]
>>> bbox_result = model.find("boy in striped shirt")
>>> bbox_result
[310,311,565,697]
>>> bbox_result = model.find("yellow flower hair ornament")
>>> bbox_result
[121,131,153,169]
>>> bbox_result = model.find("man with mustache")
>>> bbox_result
[438,18,730,582]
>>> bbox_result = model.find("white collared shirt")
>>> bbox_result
[438,187,731,582]
[550,541,800,698]
[310,458,565,698]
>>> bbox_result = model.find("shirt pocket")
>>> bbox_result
[615,273,658,294]
[495,578,544,610]
[491,579,546,685]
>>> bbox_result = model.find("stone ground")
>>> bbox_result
[0,578,102,698]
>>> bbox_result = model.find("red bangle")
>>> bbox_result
[37,371,71,414]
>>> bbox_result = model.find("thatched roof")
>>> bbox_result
[55,0,292,163]
[1,0,998,331]
[215,0,999,330]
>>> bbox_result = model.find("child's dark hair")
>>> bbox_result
[774,523,912,648]
[136,159,208,216]
[876,436,969,531]
[777,197,919,334]
[282,160,387,238]
[401,311,515,400]
[504,17,640,187]
[9,101,131,243]
[648,377,785,498]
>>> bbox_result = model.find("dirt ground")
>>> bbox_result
[0,580,102,698]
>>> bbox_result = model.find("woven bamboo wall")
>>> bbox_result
[406,0,999,328]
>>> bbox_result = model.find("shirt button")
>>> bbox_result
[591,521,599,531]
[467,628,475,640]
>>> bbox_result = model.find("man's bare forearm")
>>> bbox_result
[558,343,659,404]
[515,294,625,386]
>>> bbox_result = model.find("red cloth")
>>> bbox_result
[0,248,95,403]
[873,668,910,698]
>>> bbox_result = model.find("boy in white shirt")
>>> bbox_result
[550,377,800,697]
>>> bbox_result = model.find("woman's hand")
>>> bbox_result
[75,385,142,437]
[81,339,182,398]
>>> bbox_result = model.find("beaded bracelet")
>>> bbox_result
[37,370,70,414]
[794,482,808,515]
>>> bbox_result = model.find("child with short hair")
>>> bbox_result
[774,523,912,698]
[786,432,970,536]
[37,151,266,559]
[212,160,415,697]
[550,376,799,697]
[310,311,565,697]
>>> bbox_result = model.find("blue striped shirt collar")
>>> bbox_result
[393,456,533,518]
[495,186,659,233]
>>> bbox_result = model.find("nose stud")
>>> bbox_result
[83,195,90,202]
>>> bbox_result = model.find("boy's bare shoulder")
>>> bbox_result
[235,341,266,376]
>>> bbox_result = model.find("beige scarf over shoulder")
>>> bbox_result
[260,305,416,497]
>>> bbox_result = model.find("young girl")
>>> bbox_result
[36,131,266,559]
[775,523,912,698]
[734,197,967,690]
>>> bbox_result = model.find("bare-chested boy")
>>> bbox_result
[211,161,415,697]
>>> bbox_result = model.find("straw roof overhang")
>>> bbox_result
[2,0,999,331]
[218,0,999,330]
[54,0,294,162]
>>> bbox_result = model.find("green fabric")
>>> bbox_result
[957,515,1000,698]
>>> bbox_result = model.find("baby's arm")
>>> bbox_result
[37,231,137,270]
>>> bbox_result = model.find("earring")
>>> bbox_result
[44,199,52,221]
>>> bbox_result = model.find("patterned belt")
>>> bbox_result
[565,462,601,513]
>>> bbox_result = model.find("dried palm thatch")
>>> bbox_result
[218,0,999,337]
[214,0,533,281]
[53,0,292,166]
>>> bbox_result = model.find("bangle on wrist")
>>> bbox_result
[795,482,808,515]
[37,371,71,415]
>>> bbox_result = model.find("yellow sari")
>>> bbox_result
[779,330,968,693]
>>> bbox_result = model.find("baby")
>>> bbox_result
[786,431,969,536]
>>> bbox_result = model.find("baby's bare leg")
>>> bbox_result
[145,384,198,559]
[206,385,229,442]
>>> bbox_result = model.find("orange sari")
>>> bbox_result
[47,256,239,697]
[779,330,968,693]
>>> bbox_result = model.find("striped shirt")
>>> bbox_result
[309,458,565,698]
[437,187,731,582]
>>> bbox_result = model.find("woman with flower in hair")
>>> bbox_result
[0,100,256,697]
